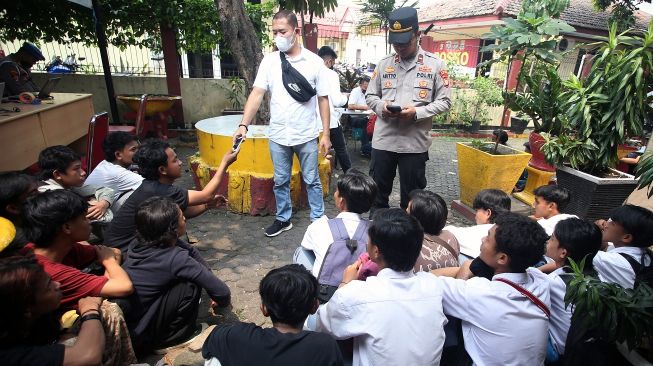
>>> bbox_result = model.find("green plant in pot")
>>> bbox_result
[220,76,246,115]
[469,77,503,132]
[541,22,653,220]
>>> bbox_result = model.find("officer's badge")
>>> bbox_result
[439,70,450,88]
[419,89,428,99]
[385,66,395,73]
[393,21,402,30]
[419,80,429,88]
[419,66,432,73]
[383,81,393,88]
[417,54,424,65]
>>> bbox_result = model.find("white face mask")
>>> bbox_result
[275,32,295,53]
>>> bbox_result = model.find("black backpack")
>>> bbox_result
[619,249,653,288]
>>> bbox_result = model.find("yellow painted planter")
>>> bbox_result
[513,165,556,206]
[456,142,532,206]
[192,115,331,215]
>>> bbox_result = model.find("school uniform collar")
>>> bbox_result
[335,211,362,220]
[608,246,646,255]
[42,178,64,189]
[377,268,416,279]
[492,271,529,285]
[284,45,308,62]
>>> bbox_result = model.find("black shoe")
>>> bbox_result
[265,220,293,237]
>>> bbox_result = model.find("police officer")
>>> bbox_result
[0,42,44,97]
[366,7,451,210]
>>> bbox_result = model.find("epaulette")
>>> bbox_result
[379,53,395,61]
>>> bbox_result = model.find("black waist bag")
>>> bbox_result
[280,52,316,103]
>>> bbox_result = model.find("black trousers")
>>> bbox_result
[330,126,351,173]
[371,148,429,210]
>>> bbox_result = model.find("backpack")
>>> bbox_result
[316,218,370,303]
[619,249,653,288]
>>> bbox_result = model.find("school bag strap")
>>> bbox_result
[618,249,653,288]
[494,277,550,318]
[429,235,457,259]
[280,52,317,103]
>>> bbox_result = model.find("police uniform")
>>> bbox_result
[365,7,452,209]
[0,43,44,97]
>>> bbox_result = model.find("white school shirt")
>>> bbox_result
[253,47,330,146]
[301,212,365,277]
[537,214,577,236]
[316,68,348,130]
[315,269,447,366]
[548,267,572,356]
[443,224,492,258]
[347,86,367,111]
[438,269,551,366]
[84,160,144,201]
[593,246,650,289]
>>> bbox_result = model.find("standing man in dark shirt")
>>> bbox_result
[0,42,44,97]
[104,139,238,252]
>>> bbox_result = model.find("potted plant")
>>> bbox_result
[542,23,653,221]
[221,76,246,115]
[469,77,503,133]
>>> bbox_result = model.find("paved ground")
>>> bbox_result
[143,133,530,365]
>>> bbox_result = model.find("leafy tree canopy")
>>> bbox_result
[278,0,337,20]
[592,0,652,32]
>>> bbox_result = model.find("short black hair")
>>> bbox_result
[135,196,180,248]
[368,208,423,272]
[472,189,511,223]
[133,139,170,181]
[610,204,653,248]
[533,185,571,211]
[103,132,138,162]
[553,218,602,267]
[259,264,318,328]
[317,46,337,60]
[359,76,370,84]
[0,172,36,218]
[492,129,508,145]
[23,190,88,247]
[273,10,298,29]
[408,189,447,235]
[336,169,377,214]
[38,145,81,180]
[494,212,549,272]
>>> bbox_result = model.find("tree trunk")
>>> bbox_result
[215,0,270,124]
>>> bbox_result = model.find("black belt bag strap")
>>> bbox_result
[280,52,317,103]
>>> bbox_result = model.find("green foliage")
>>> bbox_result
[244,1,278,49]
[564,257,653,351]
[450,93,474,126]
[470,77,503,123]
[278,0,337,19]
[355,0,418,51]
[636,151,653,197]
[220,77,247,109]
[592,0,651,33]
[470,139,487,150]
[336,66,362,93]
[521,0,571,18]
[542,22,653,175]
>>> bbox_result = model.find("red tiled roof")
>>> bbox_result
[419,0,651,31]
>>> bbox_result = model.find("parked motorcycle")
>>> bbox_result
[45,54,85,73]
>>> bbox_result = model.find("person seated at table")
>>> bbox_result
[38,145,116,224]
[0,42,44,97]
[84,132,143,212]
[347,77,372,158]
[0,171,39,254]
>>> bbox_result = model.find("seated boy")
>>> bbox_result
[202,264,343,366]
[37,145,115,223]
[121,196,231,352]
[104,139,238,252]
[593,204,653,289]
[545,218,603,363]
[296,169,376,278]
[407,189,459,271]
[531,185,576,236]
[444,189,511,261]
[433,212,551,365]
[0,171,38,254]
[314,208,447,365]
[84,131,143,212]
[22,190,133,310]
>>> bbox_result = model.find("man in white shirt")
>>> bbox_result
[84,132,143,212]
[317,46,351,173]
[434,212,551,366]
[531,185,577,236]
[314,208,447,366]
[232,10,331,237]
[346,77,371,157]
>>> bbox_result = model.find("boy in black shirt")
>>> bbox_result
[202,264,343,366]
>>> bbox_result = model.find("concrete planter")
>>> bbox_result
[456,142,532,206]
[555,165,638,221]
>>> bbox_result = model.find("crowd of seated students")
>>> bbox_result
[2,132,653,366]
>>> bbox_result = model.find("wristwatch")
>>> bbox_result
[80,313,102,323]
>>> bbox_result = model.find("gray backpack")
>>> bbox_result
[316,218,370,303]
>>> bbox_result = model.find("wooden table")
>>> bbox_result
[0,93,94,171]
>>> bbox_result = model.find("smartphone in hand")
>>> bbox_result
[232,137,244,152]
[387,105,402,113]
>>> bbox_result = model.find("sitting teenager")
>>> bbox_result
[544,218,602,363]
[433,212,551,365]
[37,145,115,224]
[407,189,459,271]
[296,169,377,281]
[84,132,143,212]
[593,204,653,289]
[202,264,343,366]
[121,196,231,352]
[0,171,38,254]
[314,208,447,365]
[22,190,133,311]
[530,185,576,236]
[0,256,106,366]
[444,189,511,262]
[104,139,238,252]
